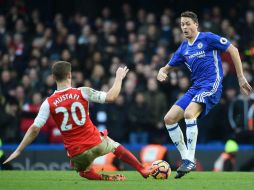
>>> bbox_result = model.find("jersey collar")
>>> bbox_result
[188,32,200,46]
[54,87,72,93]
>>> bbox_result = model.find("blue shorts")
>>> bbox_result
[175,85,222,118]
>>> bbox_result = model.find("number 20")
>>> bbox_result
[55,102,86,131]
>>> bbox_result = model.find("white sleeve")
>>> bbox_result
[80,87,107,104]
[33,99,50,128]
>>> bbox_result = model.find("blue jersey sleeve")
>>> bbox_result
[205,32,231,51]
[167,44,185,66]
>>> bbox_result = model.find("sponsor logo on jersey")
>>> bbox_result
[220,37,228,44]
[188,50,206,59]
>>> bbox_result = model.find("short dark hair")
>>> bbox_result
[181,11,198,24]
[52,61,71,81]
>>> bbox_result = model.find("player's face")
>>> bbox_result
[180,17,198,39]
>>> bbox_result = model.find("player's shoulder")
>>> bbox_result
[198,32,221,44]
[178,40,188,50]
[56,87,80,94]
[71,87,82,93]
[40,97,50,109]
[68,87,80,91]
[47,93,56,104]
[181,39,188,46]
[201,32,222,40]
[48,87,81,99]
[201,31,214,36]
[199,32,215,39]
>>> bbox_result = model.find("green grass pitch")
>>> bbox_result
[1,171,254,190]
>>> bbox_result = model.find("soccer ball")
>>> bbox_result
[151,160,171,179]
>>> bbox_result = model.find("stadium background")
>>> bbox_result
[0,0,254,171]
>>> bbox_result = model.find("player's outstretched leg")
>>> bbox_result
[175,159,196,179]
[114,145,157,178]
[139,165,159,178]
[79,168,126,181]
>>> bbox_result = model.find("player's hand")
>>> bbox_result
[238,76,252,96]
[157,67,168,82]
[3,150,21,164]
[116,66,129,80]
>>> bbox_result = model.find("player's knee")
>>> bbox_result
[184,111,195,119]
[164,115,178,125]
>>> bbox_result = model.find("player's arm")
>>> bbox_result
[226,44,252,95]
[206,32,252,95]
[80,66,129,103]
[80,87,107,103]
[3,124,40,164]
[157,64,173,82]
[105,66,129,103]
[3,100,50,164]
[157,44,184,82]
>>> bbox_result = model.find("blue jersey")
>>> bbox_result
[168,32,231,88]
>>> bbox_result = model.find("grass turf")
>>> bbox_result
[1,171,254,190]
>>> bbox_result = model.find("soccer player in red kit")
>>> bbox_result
[3,61,156,181]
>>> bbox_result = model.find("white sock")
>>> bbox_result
[166,123,187,160]
[185,119,198,162]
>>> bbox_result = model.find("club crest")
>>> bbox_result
[197,42,203,49]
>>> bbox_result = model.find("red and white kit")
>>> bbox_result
[33,87,107,157]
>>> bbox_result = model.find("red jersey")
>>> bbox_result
[47,87,102,157]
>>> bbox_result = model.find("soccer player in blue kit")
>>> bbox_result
[157,11,252,178]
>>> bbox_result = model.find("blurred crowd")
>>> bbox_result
[1,0,254,145]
